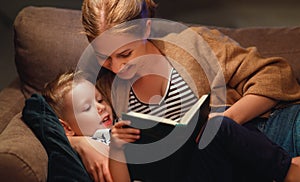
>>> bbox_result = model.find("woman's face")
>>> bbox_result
[62,80,114,136]
[93,33,149,80]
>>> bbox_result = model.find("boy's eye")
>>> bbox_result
[83,104,91,112]
[96,95,103,103]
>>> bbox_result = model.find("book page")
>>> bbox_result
[180,94,209,125]
[124,111,178,126]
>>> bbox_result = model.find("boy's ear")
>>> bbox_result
[59,119,75,136]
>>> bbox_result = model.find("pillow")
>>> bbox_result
[14,6,89,98]
[22,93,92,182]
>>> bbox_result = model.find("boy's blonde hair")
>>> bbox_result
[81,0,157,42]
[42,70,87,119]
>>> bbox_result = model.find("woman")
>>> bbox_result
[70,0,300,181]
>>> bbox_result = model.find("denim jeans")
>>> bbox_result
[256,104,300,157]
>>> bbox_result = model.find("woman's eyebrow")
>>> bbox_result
[117,49,131,55]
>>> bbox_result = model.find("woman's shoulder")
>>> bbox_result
[189,26,239,46]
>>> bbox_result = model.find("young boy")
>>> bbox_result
[23,70,139,181]
[42,70,115,144]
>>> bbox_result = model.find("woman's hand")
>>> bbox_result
[110,120,140,149]
[68,136,113,182]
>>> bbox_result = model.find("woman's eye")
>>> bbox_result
[97,99,103,103]
[119,51,132,58]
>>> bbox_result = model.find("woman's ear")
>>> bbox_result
[143,20,152,39]
[59,119,75,136]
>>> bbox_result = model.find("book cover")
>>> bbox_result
[122,94,211,181]
[121,94,210,144]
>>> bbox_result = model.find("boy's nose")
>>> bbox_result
[96,103,105,114]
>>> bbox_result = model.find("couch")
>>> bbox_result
[1,6,300,181]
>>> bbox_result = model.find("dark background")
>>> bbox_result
[1,0,300,90]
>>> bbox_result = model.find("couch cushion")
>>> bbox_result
[14,6,89,98]
[218,27,300,83]
[0,113,48,182]
[0,79,25,133]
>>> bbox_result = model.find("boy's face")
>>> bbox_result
[62,80,114,136]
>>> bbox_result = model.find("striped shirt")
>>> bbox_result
[128,68,198,122]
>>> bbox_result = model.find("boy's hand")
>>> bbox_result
[110,120,140,149]
[68,136,113,182]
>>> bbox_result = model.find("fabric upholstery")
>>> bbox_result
[218,27,300,83]
[0,113,47,182]
[0,79,24,133]
[14,6,89,98]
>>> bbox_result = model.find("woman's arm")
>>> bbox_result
[68,136,113,182]
[223,94,278,125]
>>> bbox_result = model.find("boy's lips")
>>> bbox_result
[103,119,112,127]
[101,113,113,127]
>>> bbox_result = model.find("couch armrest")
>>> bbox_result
[0,113,48,182]
[0,78,26,132]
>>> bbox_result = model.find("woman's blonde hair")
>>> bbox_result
[81,0,157,42]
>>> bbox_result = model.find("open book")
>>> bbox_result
[121,94,210,144]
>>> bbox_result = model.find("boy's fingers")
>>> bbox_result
[90,170,99,182]
[114,120,131,127]
[102,164,113,182]
[111,127,140,135]
[116,128,140,135]
[116,133,140,140]
[98,170,104,182]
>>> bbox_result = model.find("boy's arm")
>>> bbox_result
[68,136,112,182]
[109,120,140,182]
[109,147,131,182]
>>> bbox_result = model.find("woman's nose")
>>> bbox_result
[110,59,126,73]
